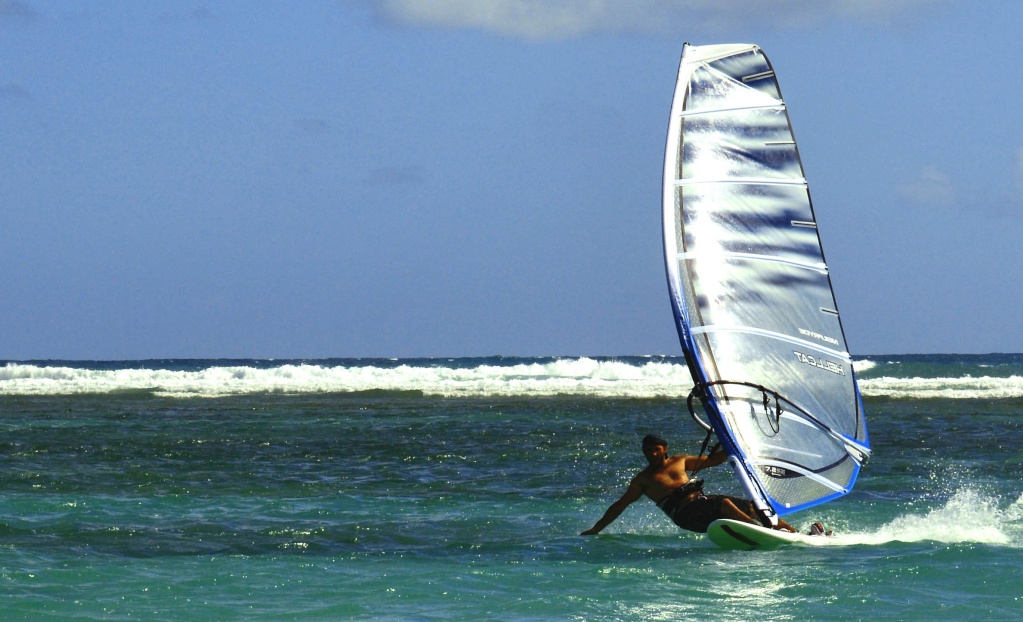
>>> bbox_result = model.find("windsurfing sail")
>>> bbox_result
[661,43,870,523]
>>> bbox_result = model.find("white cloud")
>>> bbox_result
[896,165,955,207]
[370,0,945,40]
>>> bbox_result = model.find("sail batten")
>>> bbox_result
[742,71,776,83]
[677,103,785,118]
[662,43,870,520]
[674,178,807,187]
[677,250,827,273]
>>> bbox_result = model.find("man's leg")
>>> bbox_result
[720,498,759,525]
[722,497,795,532]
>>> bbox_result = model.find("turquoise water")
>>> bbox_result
[1,356,1021,620]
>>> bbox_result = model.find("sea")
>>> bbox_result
[0,354,1020,621]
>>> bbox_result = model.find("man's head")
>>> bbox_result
[642,434,667,450]
[641,434,668,464]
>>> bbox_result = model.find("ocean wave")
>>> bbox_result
[858,375,1023,399]
[852,359,877,374]
[3,358,1022,399]
[0,359,694,398]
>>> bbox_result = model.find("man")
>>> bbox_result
[581,434,796,535]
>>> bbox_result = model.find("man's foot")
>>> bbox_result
[808,522,832,536]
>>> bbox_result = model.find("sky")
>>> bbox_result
[2,0,1022,359]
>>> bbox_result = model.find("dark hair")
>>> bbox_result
[642,434,667,448]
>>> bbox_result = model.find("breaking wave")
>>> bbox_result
[2,356,1021,399]
[0,358,688,398]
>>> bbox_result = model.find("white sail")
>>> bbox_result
[662,43,870,520]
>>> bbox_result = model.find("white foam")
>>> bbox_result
[852,358,877,374]
[5,358,1022,399]
[859,375,1023,399]
[0,359,695,398]
[834,490,1022,548]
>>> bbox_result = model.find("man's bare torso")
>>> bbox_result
[634,455,693,503]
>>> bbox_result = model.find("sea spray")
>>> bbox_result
[837,489,1019,547]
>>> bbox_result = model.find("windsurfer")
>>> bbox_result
[580,434,795,535]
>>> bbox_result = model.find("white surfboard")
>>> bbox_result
[706,519,831,550]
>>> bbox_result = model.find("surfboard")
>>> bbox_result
[706,518,830,551]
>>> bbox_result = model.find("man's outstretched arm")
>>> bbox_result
[580,479,644,535]
[684,446,729,472]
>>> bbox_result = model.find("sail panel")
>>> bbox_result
[693,331,858,441]
[709,381,860,509]
[679,257,844,357]
[675,183,826,271]
[662,43,870,518]
[680,107,801,182]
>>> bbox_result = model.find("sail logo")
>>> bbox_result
[760,464,796,479]
[793,350,845,375]
[797,328,839,346]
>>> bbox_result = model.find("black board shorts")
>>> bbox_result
[658,492,760,534]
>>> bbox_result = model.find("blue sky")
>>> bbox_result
[2,0,1021,359]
